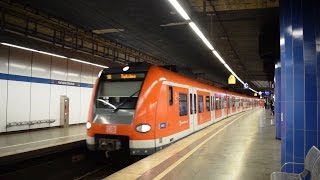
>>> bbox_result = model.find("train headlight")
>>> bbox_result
[136,124,151,133]
[86,122,92,129]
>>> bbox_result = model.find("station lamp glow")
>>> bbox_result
[167,0,259,94]
[189,22,214,50]
[167,0,190,20]
[123,65,130,72]
[0,43,109,69]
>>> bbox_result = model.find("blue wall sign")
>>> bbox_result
[244,83,249,89]
[264,91,270,96]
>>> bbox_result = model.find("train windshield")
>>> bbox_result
[96,80,143,110]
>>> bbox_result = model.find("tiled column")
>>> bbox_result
[280,0,320,173]
[275,63,281,140]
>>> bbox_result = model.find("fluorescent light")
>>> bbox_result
[212,50,226,64]
[166,1,258,95]
[123,65,130,71]
[1,43,108,69]
[224,64,244,84]
[92,28,124,34]
[168,0,190,20]
[249,88,257,93]
[1,43,67,59]
[70,58,109,69]
[36,51,67,59]
[189,22,214,50]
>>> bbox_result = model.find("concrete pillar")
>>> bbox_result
[280,0,320,173]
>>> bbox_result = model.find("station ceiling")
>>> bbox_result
[10,0,279,92]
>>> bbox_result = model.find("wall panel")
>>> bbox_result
[9,48,32,76]
[7,47,32,131]
[80,64,93,123]
[7,81,31,131]
[30,53,51,129]
[0,45,9,133]
[0,45,9,73]
[0,80,7,133]
[67,60,81,124]
[50,57,67,127]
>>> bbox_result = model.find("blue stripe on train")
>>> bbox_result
[0,73,93,88]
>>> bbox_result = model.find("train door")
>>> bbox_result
[225,95,229,117]
[210,91,215,122]
[189,87,197,133]
[221,95,226,118]
[226,96,230,116]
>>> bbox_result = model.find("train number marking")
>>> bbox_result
[179,120,189,126]
[106,125,117,134]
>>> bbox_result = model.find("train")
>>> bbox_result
[86,63,262,156]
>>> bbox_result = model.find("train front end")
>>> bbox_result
[86,64,160,155]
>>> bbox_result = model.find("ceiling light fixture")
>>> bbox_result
[167,0,258,94]
[92,28,124,34]
[123,65,130,72]
[70,58,109,69]
[224,64,244,85]
[249,88,258,93]
[168,0,190,20]
[212,50,226,64]
[189,22,214,50]
[1,43,109,69]
[1,43,67,59]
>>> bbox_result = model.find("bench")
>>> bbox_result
[270,146,320,180]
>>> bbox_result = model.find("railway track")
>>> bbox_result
[0,141,143,180]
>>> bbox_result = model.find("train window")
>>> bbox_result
[193,94,197,113]
[179,93,188,116]
[96,81,143,109]
[205,96,210,111]
[169,86,173,106]
[233,97,235,107]
[190,93,193,114]
[211,96,214,111]
[198,95,204,113]
[215,96,221,110]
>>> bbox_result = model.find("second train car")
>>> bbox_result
[86,63,261,155]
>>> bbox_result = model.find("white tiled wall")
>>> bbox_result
[80,64,93,123]
[50,56,67,127]
[7,48,32,132]
[0,46,8,133]
[0,45,102,133]
[67,61,81,125]
[30,53,51,129]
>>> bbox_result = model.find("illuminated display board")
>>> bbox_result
[104,73,145,80]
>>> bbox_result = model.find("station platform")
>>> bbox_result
[0,124,86,157]
[106,109,280,180]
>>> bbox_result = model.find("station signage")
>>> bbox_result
[104,73,145,80]
[51,80,80,87]
[264,91,271,96]
[228,75,236,84]
[243,83,249,89]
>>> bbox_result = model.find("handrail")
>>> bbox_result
[280,162,304,172]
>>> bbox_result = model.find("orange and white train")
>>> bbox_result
[86,64,262,155]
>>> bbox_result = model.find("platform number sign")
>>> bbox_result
[243,83,249,89]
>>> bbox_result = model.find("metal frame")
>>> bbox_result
[0,0,166,65]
